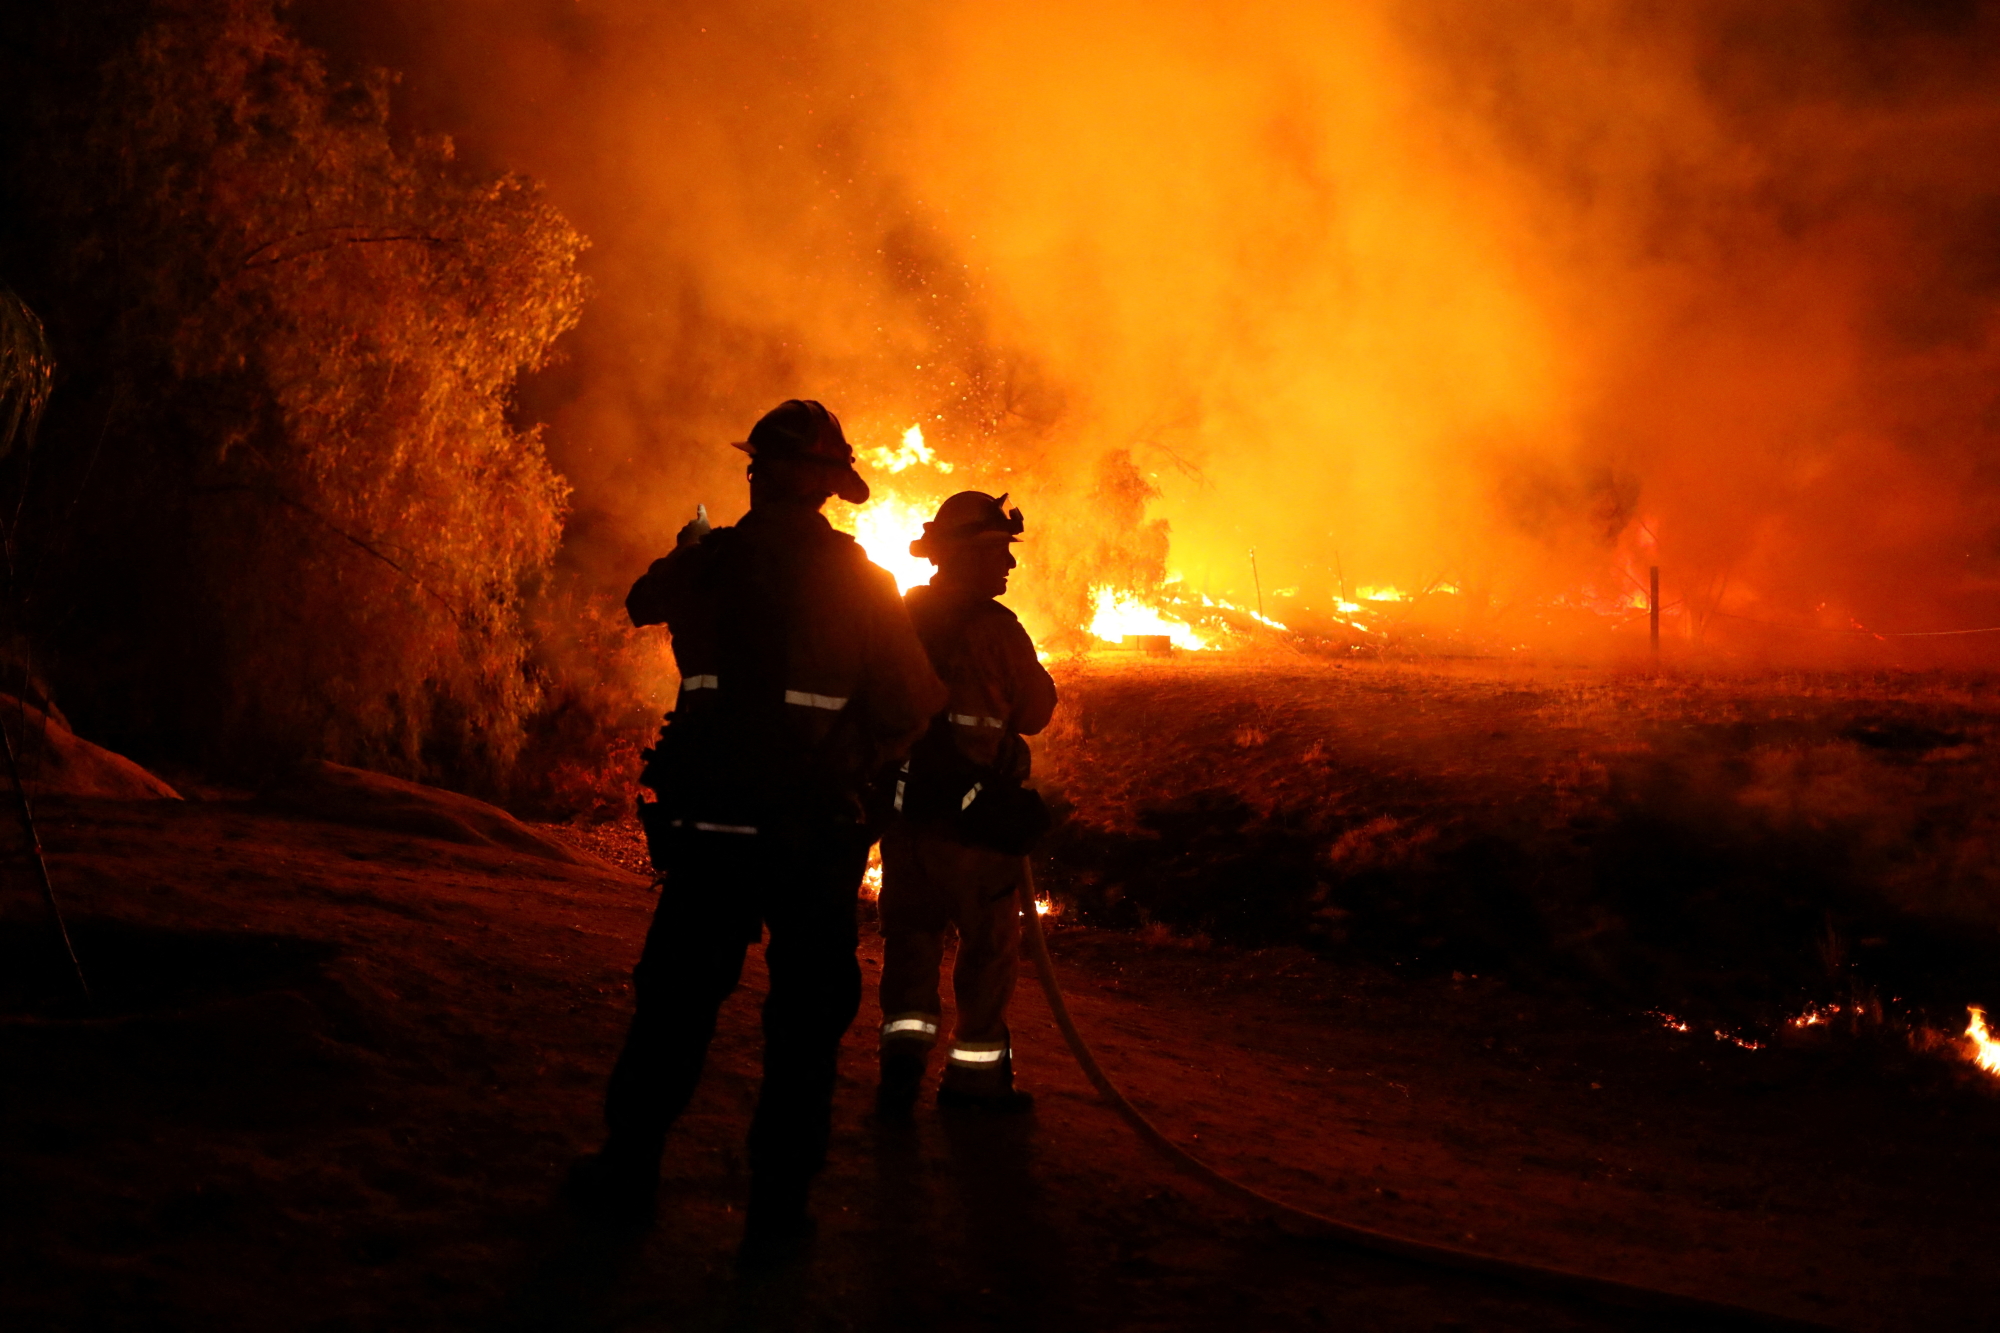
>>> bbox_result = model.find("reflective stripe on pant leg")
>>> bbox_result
[940,1035,1014,1095]
[946,1038,1009,1067]
[879,1011,941,1047]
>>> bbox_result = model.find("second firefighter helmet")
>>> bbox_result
[909,491,1025,559]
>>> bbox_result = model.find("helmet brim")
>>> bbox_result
[737,439,871,505]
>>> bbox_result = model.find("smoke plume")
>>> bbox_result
[305,0,2000,649]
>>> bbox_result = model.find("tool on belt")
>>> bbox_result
[888,714,1050,855]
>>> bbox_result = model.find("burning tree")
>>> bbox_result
[0,2,585,788]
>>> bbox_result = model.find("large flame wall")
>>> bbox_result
[308,0,2000,648]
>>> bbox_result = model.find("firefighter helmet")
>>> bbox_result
[910,491,1025,558]
[732,399,869,504]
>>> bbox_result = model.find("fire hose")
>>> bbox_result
[1015,869,1836,1331]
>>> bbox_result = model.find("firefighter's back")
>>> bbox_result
[876,490,1055,1115]
[578,399,942,1257]
[635,501,939,852]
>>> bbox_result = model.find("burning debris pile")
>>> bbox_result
[826,419,1663,663]
[815,413,1719,667]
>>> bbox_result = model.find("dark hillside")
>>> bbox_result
[1038,656,2000,1041]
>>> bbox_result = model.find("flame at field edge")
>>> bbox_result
[1967,1006,2000,1075]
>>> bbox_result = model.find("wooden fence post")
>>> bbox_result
[1649,565,1660,661]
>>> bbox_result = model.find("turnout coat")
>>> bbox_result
[627,502,944,842]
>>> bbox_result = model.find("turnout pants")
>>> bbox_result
[602,824,869,1189]
[876,821,1026,1094]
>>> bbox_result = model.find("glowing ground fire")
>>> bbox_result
[1967,1007,2000,1076]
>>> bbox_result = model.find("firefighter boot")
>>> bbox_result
[936,1042,1034,1113]
[875,1048,927,1119]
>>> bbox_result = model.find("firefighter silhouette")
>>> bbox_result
[877,491,1059,1114]
[569,400,944,1257]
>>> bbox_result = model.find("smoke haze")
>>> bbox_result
[305,0,2000,647]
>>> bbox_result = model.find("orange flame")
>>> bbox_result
[1967,1006,2000,1076]
[842,490,939,594]
[832,423,951,594]
[859,423,954,476]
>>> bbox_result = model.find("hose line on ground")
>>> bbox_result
[1016,868,1832,1331]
